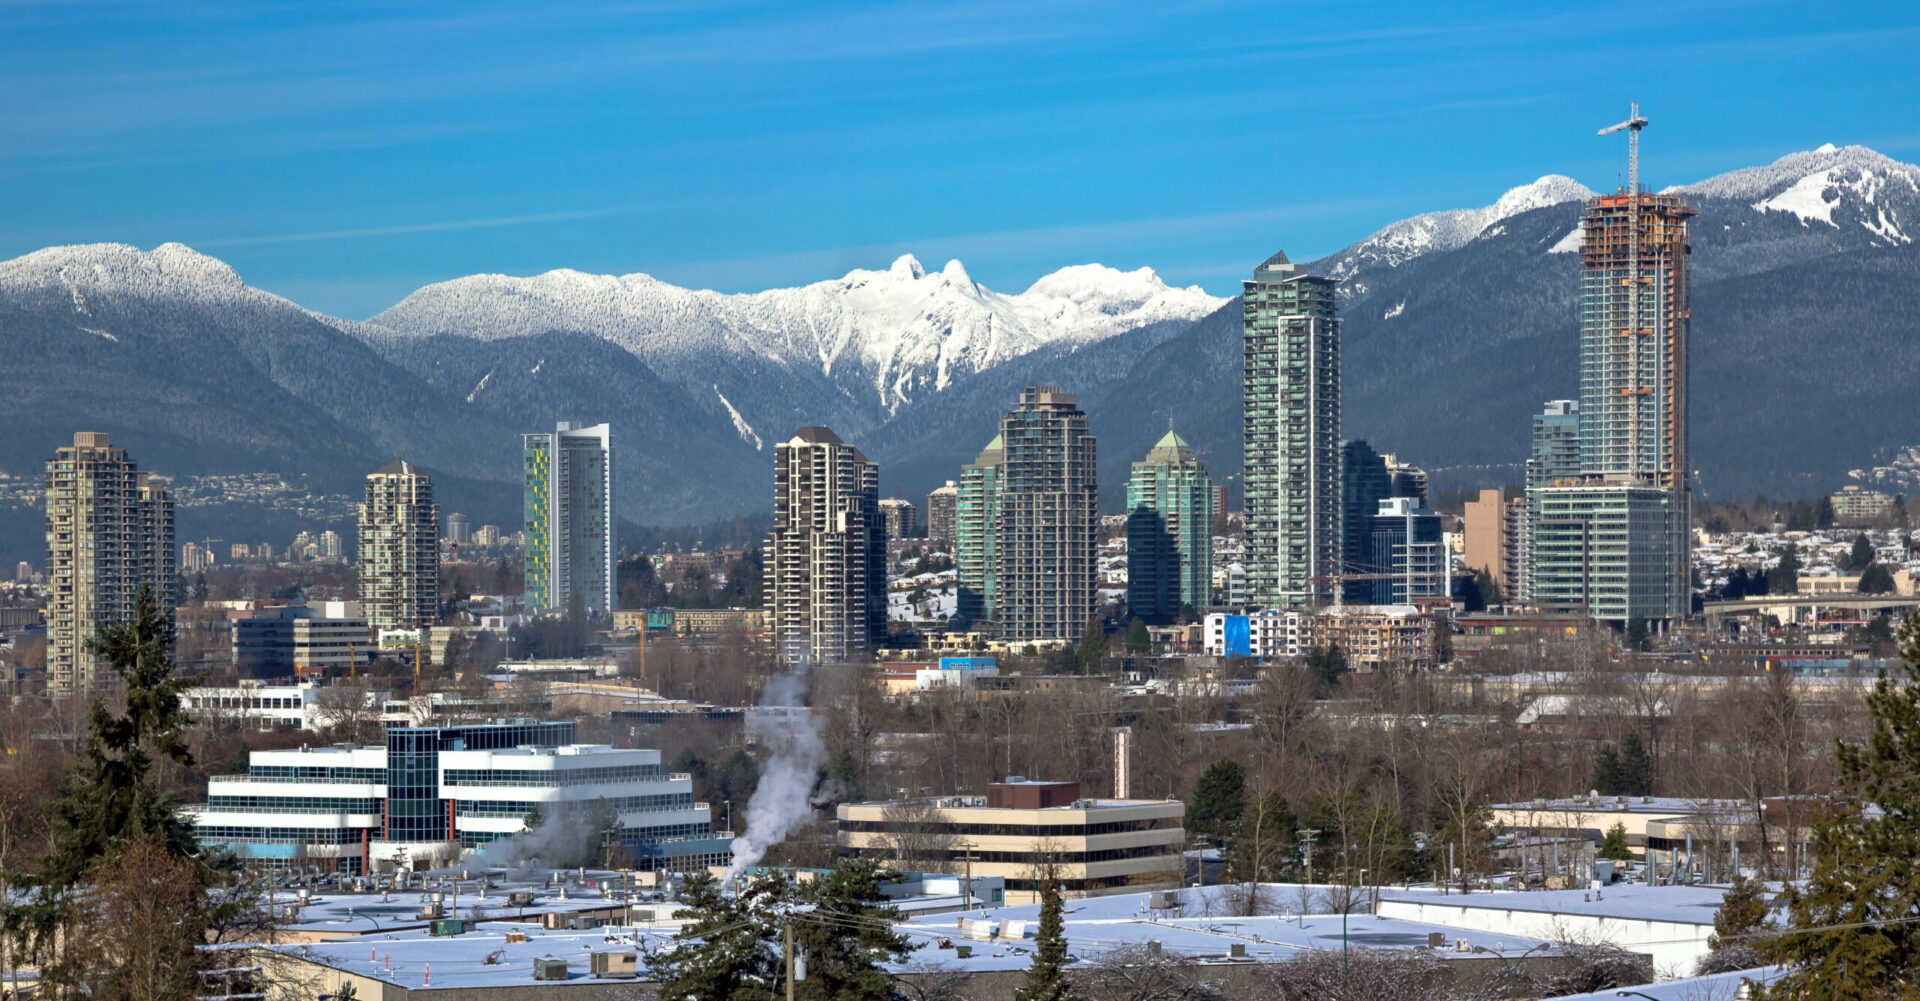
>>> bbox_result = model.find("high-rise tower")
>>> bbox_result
[522,422,614,614]
[1243,251,1341,610]
[997,387,1099,643]
[1126,429,1215,624]
[768,427,885,666]
[925,481,959,546]
[358,459,440,633]
[1532,106,1694,626]
[954,439,1004,628]
[45,432,174,695]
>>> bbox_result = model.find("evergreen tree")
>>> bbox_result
[1017,876,1076,1001]
[1626,617,1651,652]
[40,586,199,891]
[1859,564,1896,594]
[1768,544,1802,595]
[1617,733,1654,796]
[1709,875,1772,951]
[1591,735,1653,797]
[790,858,912,1001]
[1187,759,1247,847]
[1304,644,1348,695]
[1754,618,1920,998]
[1075,617,1107,675]
[1817,496,1837,529]
[650,870,782,1001]
[1591,745,1622,795]
[1597,822,1632,861]
[1227,790,1296,890]
[1847,533,1876,573]
[1124,617,1151,653]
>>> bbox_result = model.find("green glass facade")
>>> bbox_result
[1531,485,1680,623]
[1126,429,1214,623]
[955,434,1004,628]
[1242,251,1340,611]
[522,422,614,613]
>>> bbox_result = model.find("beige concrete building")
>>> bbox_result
[45,432,174,696]
[358,459,440,633]
[1829,485,1894,524]
[1312,604,1438,672]
[769,427,884,666]
[837,780,1184,905]
[1461,488,1519,592]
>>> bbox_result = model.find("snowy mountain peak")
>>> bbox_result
[1322,174,1594,282]
[1669,144,1916,200]
[1490,175,1595,217]
[0,241,247,295]
[889,254,925,280]
[369,255,1225,414]
[1672,144,1919,245]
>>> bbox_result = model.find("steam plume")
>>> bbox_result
[725,667,825,879]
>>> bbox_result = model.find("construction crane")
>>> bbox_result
[1599,102,1650,475]
[1597,101,1649,196]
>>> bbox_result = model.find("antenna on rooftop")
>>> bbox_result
[1597,101,1650,195]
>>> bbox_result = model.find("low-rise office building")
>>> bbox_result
[231,602,373,678]
[189,719,730,874]
[182,681,390,731]
[837,779,1185,904]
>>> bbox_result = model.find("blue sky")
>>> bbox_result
[3,0,1917,318]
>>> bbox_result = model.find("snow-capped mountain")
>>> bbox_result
[1320,174,1596,291]
[1671,143,1917,246]
[0,142,1916,558]
[367,254,1223,415]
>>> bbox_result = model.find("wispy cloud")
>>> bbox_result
[197,205,648,247]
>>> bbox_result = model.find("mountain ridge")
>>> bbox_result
[0,141,1915,564]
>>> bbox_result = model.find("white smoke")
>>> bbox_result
[725,668,826,879]
[468,802,607,873]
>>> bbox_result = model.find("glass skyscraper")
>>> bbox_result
[522,422,614,613]
[1243,251,1341,611]
[954,435,1004,629]
[1126,429,1214,624]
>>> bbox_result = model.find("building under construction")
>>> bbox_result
[1533,106,1695,627]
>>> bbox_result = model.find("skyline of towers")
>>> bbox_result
[996,387,1099,643]
[1126,428,1215,624]
[1242,250,1342,611]
[768,426,885,666]
[44,431,174,696]
[357,458,440,633]
[522,421,615,614]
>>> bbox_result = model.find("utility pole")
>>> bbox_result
[959,841,978,914]
[784,920,795,1001]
